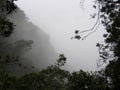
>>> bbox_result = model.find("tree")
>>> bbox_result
[0,0,35,74]
[0,17,14,37]
[0,0,17,37]
[72,0,120,89]
[68,70,109,90]
[96,0,120,89]
[14,54,69,90]
[0,0,17,14]
[0,0,18,73]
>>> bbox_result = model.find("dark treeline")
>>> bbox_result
[0,0,120,90]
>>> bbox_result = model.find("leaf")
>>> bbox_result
[75,35,81,40]
[75,30,79,34]
[93,5,96,9]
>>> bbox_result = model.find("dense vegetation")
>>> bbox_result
[0,0,120,90]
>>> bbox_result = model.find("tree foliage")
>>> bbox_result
[0,0,17,37]
[72,0,120,89]
[0,0,35,74]
[0,17,14,37]
[93,0,120,89]
[0,55,111,90]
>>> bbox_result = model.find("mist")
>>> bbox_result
[7,0,106,72]
[6,8,58,74]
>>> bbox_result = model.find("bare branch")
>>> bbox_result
[73,1,101,40]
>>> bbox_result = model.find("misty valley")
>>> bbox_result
[0,0,120,90]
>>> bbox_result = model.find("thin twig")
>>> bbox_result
[80,2,101,40]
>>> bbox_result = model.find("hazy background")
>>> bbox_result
[7,8,58,74]
[12,0,106,71]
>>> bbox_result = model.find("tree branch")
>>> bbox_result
[73,1,101,40]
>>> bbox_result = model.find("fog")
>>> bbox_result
[7,9,58,73]
[9,0,106,71]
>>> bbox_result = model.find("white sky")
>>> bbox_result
[15,0,105,71]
